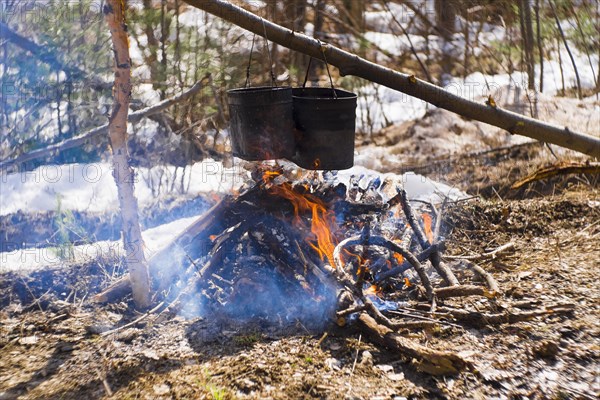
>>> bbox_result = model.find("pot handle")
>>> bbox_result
[301,40,338,99]
[244,16,278,88]
[244,34,256,88]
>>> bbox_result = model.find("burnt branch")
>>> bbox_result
[333,235,434,300]
[374,242,444,284]
[356,313,471,375]
[396,188,460,287]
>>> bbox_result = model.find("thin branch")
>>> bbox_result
[443,241,515,261]
[0,77,210,171]
[465,261,500,293]
[380,0,432,82]
[396,187,460,287]
[548,0,583,99]
[510,162,600,189]
[99,301,166,337]
[333,234,434,300]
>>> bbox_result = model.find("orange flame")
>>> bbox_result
[365,284,382,296]
[392,239,404,264]
[393,253,404,265]
[422,213,434,243]
[262,169,282,181]
[343,248,364,265]
[269,182,337,266]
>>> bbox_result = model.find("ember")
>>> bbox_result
[422,212,434,243]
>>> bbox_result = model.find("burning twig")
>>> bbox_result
[333,235,434,300]
[355,222,372,291]
[395,188,460,287]
[332,261,398,330]
[431,198,447,240]
[374,242,444,284]
[295,241,341,291]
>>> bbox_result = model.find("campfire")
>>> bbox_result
[94,162,575,375]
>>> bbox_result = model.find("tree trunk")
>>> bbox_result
[160,0,171,99]
[104,0,151,309]
[286,0,308,82]
[549,0,582,99]
[183,0,600,158]
[519,0,536,91]
[435,0,456,83]
[534,0,544,93]
[308,0,325,84]
[340,0,364,32]
[142,0,161,94]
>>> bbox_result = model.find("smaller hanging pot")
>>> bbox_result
[291,56,357,170]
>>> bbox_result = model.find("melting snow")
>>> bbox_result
[0,159,464,273]
[0,215,200,273]
[0,160,245,216]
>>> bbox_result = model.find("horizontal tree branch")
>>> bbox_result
[184,0,599,158]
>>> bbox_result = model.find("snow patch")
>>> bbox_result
[0,214,201,274]
[0,160,246,216]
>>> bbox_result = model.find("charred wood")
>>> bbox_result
[356,313,470,376]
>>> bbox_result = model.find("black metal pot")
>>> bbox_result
[227,86,295,161]
[291,87,357,170]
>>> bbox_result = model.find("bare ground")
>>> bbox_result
[1,145,599,400]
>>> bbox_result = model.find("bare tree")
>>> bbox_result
[435,0,457,83]
[104,0,151,309]
[519,0,536,91]
[340,0,365,32]
[549,0,582,99]
[534,0,544,92]
[283,0,308,81]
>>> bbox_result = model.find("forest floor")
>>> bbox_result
[1,140,599,399]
